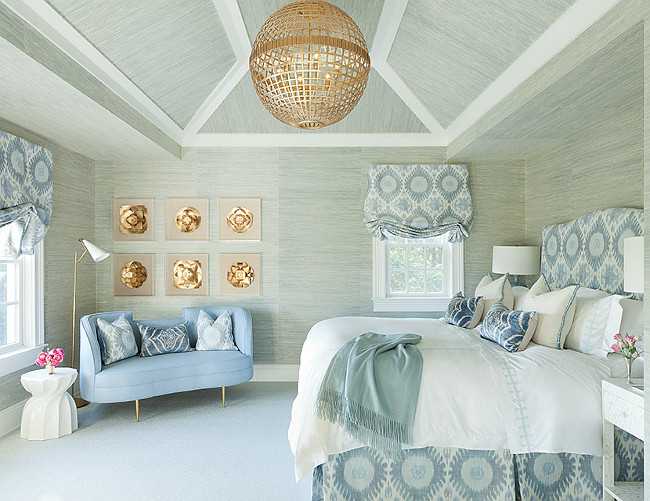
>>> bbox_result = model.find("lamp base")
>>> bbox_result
[511,275,525,287]
[74,397,90,408]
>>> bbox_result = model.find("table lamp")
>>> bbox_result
[71,238,109,407]
[624,236,644,293]
[492,245,540,287]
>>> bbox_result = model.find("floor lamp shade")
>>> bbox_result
[624,236,644,293]
[81,239,109,262]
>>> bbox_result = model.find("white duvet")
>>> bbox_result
[288,316,614,480]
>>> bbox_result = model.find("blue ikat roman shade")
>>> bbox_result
[0,130,53,258]
[364,164,473,242]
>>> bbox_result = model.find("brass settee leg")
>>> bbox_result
[222,387,225,408]
[135,399,140,422]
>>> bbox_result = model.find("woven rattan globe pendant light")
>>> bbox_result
[249,0,370,130]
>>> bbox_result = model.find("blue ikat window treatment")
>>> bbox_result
[0,131,53,258]
[364,164,473,242]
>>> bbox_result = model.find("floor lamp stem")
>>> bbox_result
[71,247,88,408]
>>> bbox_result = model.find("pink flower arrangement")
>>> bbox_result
[35,348,65,368]
[611,333,642,359]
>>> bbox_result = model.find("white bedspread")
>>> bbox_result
[288,316,614,480]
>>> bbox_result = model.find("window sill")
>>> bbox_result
[0,345,47,378]
[372,297,451,312]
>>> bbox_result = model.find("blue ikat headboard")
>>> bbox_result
[540,208,643,295]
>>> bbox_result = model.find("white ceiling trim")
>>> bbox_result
[445,0,623,143]
[2,0,184,143]
[370,0,445,138]
[184,133,444,148]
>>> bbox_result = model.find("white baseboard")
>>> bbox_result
[252,364,299,382]
[0,399,26,438]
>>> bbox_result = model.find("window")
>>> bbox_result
[0,244,44,377]
[372,236,463,312]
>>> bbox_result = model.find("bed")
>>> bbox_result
[289,208,644,501]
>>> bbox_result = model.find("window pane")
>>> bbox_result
[426,247,443,268]
[408,247,425,269]
[389,247,406,269]
[408,270,425,292]
[0,262,19,303]
[0,264,7,303]
[0,303,19,347]
[390,271,407,293]
[426,269,443,292]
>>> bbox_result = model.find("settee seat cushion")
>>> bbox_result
[95,350,251,390]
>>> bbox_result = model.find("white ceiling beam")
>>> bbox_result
[184,133,445,148]
[2,0,184,143]
[183,0,251,139]
[446,0,623,143]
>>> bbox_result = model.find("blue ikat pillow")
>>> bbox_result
[480,301,538,353]
[444,293,484,329]
[138,322,192,357]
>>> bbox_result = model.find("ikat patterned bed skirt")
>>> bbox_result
[312,429,642,501]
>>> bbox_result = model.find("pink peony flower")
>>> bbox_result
[613,333,623,341]
[611,344,621,353]
[625,335,635,345]
[53,354,63,363]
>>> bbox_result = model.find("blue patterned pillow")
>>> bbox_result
[138,322,192,357]
[196,310,237,351]
[96,314,138,365]
[444,293,484,329]
[480,301,538,353]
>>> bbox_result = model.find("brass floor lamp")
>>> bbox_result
[71,238,109,408]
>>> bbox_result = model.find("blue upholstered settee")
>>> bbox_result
[79,306,253,421]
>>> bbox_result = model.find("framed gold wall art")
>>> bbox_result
[113,198,155,241]
[166,198,209,241]
[219,254,261,296]
[219,198,261,241]
[166,254,209,296]
[113,254,154,296]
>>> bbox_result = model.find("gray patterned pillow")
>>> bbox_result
[96,314,138,365]
[196,310,237,351]
[138,323,192,357]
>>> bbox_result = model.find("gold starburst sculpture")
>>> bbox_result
[119,205,148,234]
[227,262,255,288]
[120,261,148,289]
[174,206,201,233]
[173,260,202,289]
[226,206,254,233]
[249,0,370,129]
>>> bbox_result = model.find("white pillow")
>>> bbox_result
[614,298,643,351]
[518,275,579,349]
[512,286,528,310]
[475,274,513,321]
[564,287,624,358]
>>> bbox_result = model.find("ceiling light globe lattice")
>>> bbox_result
[249,0,371,130]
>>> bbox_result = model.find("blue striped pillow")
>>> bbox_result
[480,301,538,353]
[138,322,192,357]
[444,293,484,329]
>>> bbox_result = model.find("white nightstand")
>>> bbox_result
[602,378,644,501]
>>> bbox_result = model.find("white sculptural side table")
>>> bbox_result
[21,368,78,440]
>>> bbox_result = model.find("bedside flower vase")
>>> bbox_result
[46,364,54,375]
[625,358,632,384]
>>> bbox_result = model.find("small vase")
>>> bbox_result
[46,364,54,375]
[625,357,632,384]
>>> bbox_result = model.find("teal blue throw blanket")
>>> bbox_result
[316,332,423,451]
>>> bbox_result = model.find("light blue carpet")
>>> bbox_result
[0,382,312,500]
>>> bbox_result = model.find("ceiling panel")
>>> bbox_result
[199,69,429,134]
[449,23,644,159]
[238,0,383,49]
[389,0,575,128]
[45,0,236,128]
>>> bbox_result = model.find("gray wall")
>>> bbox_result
[0,119,95,412]
[95,149,525,364]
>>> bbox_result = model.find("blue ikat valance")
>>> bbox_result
[0,130,53,258]
[364,164,473,242]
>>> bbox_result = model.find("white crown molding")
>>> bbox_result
[445,0,622,142]
[2,0,184,144]
[370,0,409,60]
[184,133,444,148]
[0,399,26,438]
[252,364,299,382]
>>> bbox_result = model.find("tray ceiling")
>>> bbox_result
[0,0,630,157]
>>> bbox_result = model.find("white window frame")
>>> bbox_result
[0,243,45,378]
[372,237,463,312]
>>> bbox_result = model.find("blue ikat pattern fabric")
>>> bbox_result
[139,322,192,357]
[541,208,643,295]
[444,293,483,329]
[480,301,538,353]
[196,310,237,351]
[0,130,53,258]
[96,314,138,365]
[364,164,473,243]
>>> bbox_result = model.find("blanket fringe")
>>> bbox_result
[316,387,413,452]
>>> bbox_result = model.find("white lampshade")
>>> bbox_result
[624,236,644,293]
[81,239,110,262]
[492,246,540,276]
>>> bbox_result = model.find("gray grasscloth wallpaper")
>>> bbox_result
[0,118,95,412]
[95,149,525,364]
